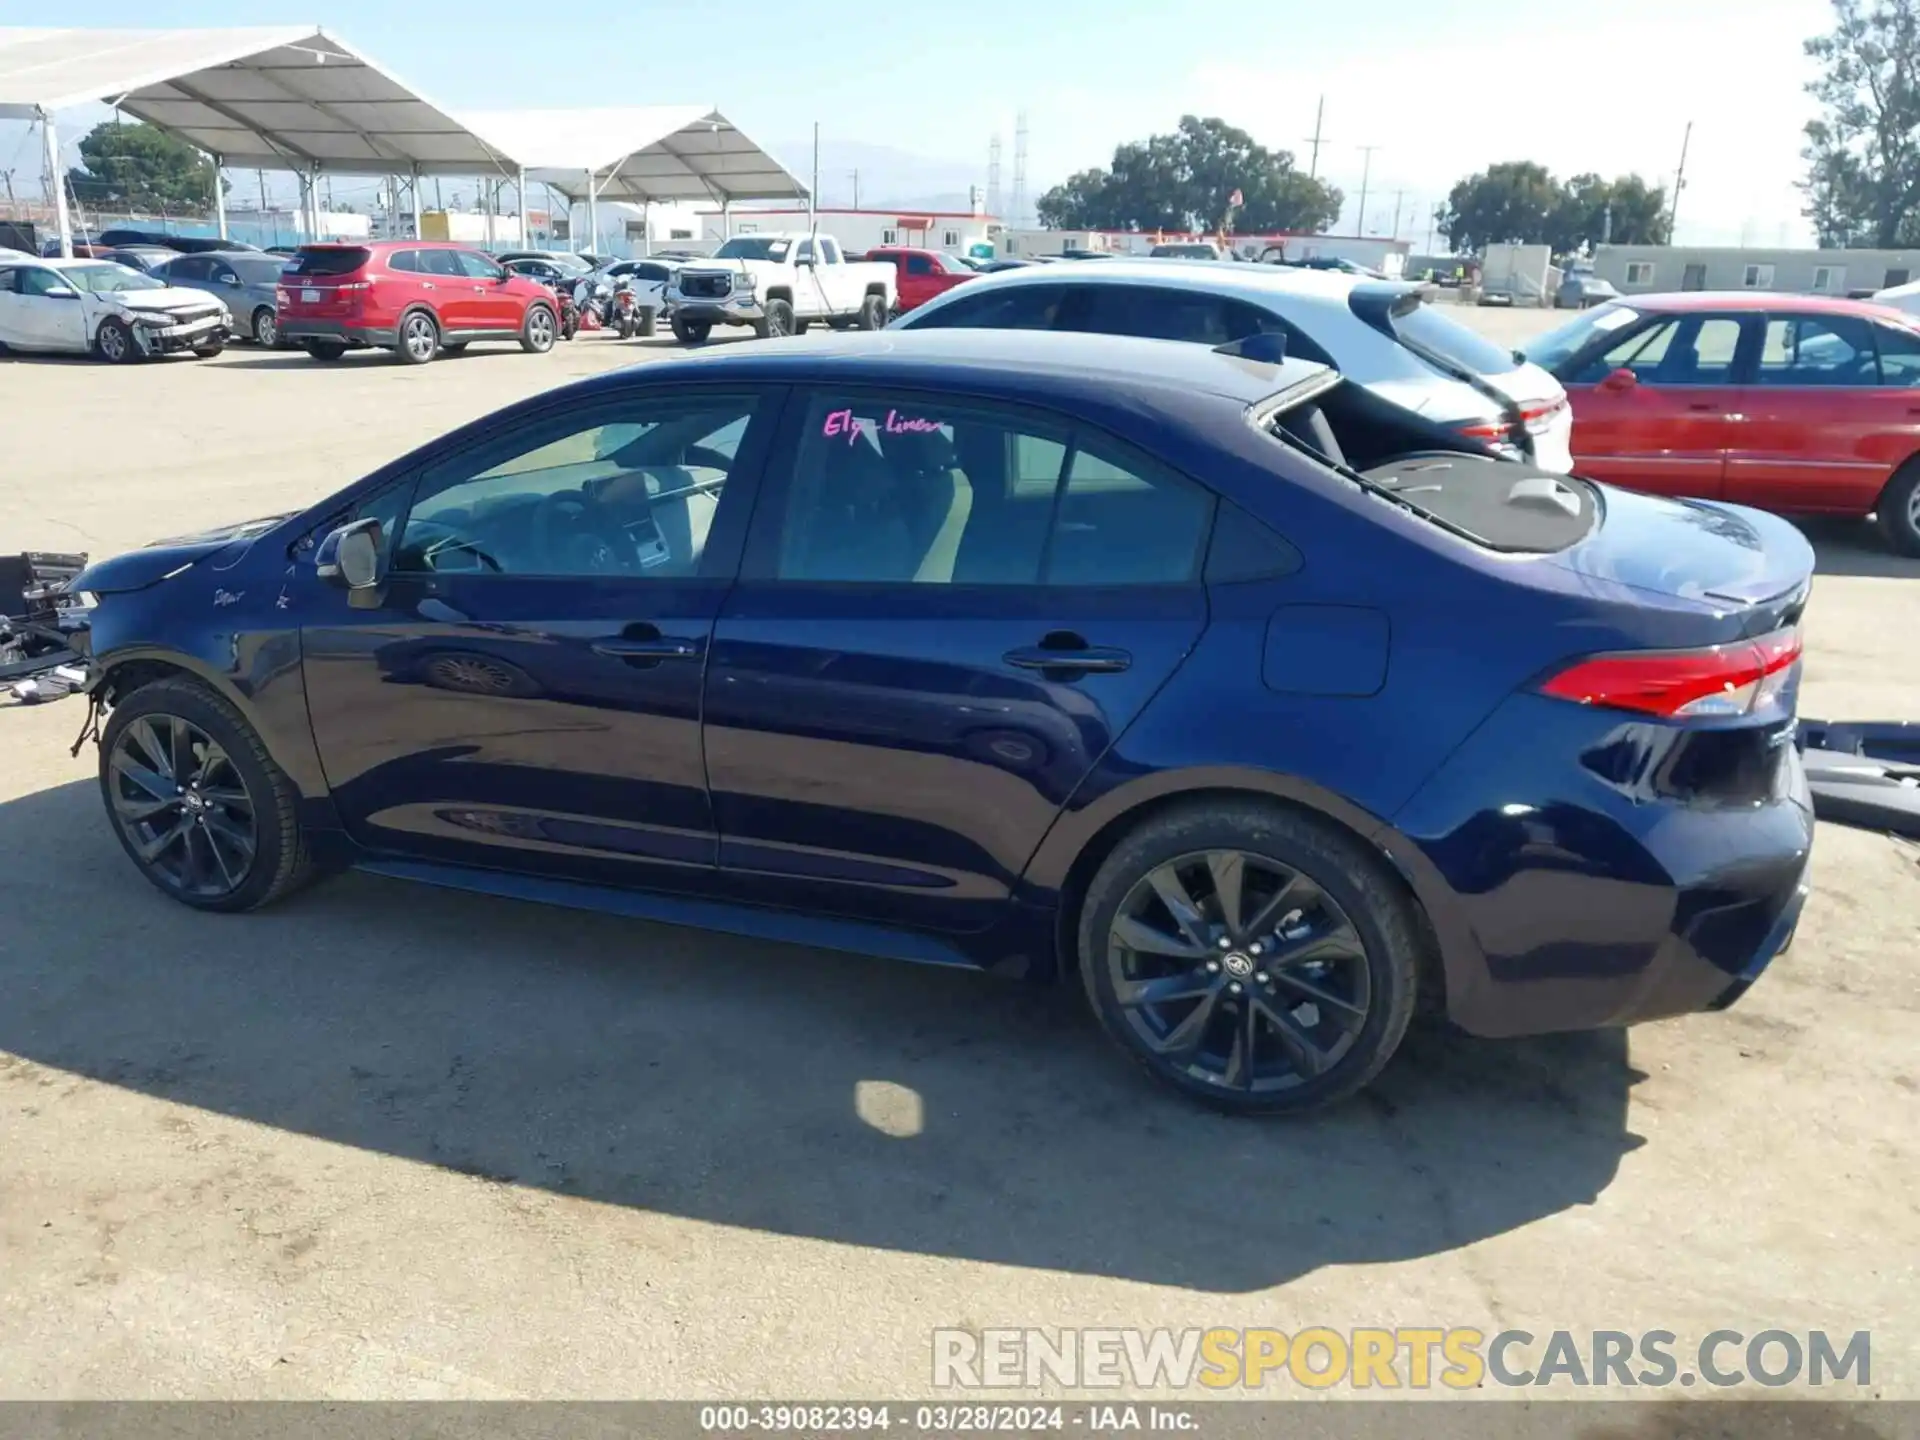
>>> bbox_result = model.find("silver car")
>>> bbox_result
[893,258,1576,471]
[155,250,289,346]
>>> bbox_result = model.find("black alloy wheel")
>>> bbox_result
[1078,801,1420,1115]
[106,712,258,902]
[1106,849,1373,1093]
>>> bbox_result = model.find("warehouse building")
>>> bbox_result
[1592,244,1920,298]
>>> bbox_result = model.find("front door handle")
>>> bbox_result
[1003,644,1132,674]
[593,637,701,661]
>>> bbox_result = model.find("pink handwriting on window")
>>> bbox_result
[822,408,945,444]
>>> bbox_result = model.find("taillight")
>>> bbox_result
[1537,629,1803,719]
[1453,419,1507,441]
[275,287,290,306]
[1519,397,1567,435]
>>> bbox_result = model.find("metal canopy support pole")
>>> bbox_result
[585,172,598,255]
[41,109,71,259]
[212,153,227,240]
[641,201,651,257]
[723,199,732,239]
[516,167,527,245]
[410,166,422,239]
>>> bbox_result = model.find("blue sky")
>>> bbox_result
[5,0,1836,245]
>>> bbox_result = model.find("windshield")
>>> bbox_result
[231,257,287,285]
[534,253,592,275]
[712,237,791,262]
[943,253,979,272]
[1520,303,1642,372]
[67,263,164,294]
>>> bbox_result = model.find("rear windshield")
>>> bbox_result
[231,257,288,285]
[1370,297,1522,376]
[284,247,370,277]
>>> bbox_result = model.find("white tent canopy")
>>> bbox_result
[464,107,808,205]
[0,26,517,254]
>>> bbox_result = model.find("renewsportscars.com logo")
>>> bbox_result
[932,1328,1872,1391]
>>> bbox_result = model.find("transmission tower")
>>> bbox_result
[987,134,1003,220]
[1010,111,1029,229]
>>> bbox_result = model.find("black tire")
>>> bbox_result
[1076,799,1422,1116]
[251,307,278,347]
[638,308,657,338]
[441,341,469,354]
[95,317,139,364]
[856,293,887,330]
[826,317,853,331]
[97,676,316,914]
[191,340,225,358]
[1877,459,1920,556]
[671,316,711,344]
[304,339,347,362]
[520,302,557,353]
[395,308,439,365]
[794,317,812,335]
[754,297,795,339]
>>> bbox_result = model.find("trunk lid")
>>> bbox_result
[1551,488,1814,630]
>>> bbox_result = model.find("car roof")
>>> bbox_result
[1612,290,1902,318]
[582,327,1328,408]
[939,255,1396,310]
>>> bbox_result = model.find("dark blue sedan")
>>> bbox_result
[69,329,1815,1115]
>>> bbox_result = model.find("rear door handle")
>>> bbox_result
[1003,645,1132,674]
[592,637,701,662]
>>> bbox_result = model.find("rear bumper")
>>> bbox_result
[1389,694,1814,1038]
[279,318,397,348]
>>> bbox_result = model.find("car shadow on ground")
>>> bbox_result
[1795,516,1920,579]
[0,776,1644,1295]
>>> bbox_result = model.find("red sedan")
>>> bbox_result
[1523,291,1920,552]
[863,247,979,314]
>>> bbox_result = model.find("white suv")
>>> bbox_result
[894,259,1574,471]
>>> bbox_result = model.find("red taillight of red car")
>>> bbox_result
[1538,629,1803,719]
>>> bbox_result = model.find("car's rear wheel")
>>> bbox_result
[304,339,347,362]
[671,316,711,344]
[95,317,139,364]
[98,677,314,914]
[857,293,887,330]
[396,309,439,364]
[1077,800,1421,1116]
[251,307,278,347]
[1877,459,1920,556]
[521,303,557,353]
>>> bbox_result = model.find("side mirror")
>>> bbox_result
[45,285,80,300]
[315,518,386,594]
[1599,367,1639,393]
[223,274,242,287]
[795,254,816,267]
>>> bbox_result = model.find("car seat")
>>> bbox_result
[875,424,973,584]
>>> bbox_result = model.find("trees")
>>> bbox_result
[1035,116,1343,235]
[1434,163,1669,253]
[1801,0,1920,246]
[66,121,219,212]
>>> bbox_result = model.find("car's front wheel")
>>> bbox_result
[671,316,711,344]
[98,677,315,913]
[95,317,139,364]
[1076,799,1421,1116]
[755,297,795,339]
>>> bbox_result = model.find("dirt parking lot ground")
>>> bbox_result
[0,313,1914,1402]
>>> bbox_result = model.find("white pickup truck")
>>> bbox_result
[666,233,895,342]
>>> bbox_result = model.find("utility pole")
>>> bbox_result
[1304,96,1326,181]
[1356,144,1382,236]
[434,177,444,211]
[0,169,14,207]
[848,169,860,209]
[1390,190,1405,238]
[256,169,269,213]
[1425,207,1436,255]
[809,121,819,228]
[1667,121,1692,241]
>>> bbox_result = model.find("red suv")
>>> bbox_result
[863,247,979,314]
[276,240,559,365]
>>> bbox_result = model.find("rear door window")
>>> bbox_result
[1756,314,1881,386]
[1874,321,1920,385]
[455,250,506,281]
[286,247,370,277]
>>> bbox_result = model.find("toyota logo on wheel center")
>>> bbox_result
[1222,951,1255,978]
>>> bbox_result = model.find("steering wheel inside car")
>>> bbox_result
[531,491,632,575]
[680,445,733,472]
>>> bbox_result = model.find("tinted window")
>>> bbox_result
[18,267,65,297]
[821,238,843,264]
[906,253,935,276]
[768,391,1213,586]
[285,247,370,277]
[1757,314,1881,386]
[901,284,1070,331]
[0,268,17,294]
[1569,315,1744,385]
[396,395,763,579]
[167,255,211,281]
[1070,285,1291,347]
[455,250,506,281]
[1383,300,1521,375]
[387,250,420,274]
[419,249,464,278]
[1875,321,1920,385]
[231,257,285,285]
